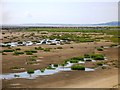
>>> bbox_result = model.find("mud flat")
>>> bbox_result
[1,29,119,88]
[2,45,118,88]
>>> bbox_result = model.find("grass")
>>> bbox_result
[32,55,38,58]
[25,50,37,53]
[15,48,21,51]
[97,48,103,51]
[71,65,85,70]
[71,57,84,61]
[30,50,38,53]
[60,63,66,66]
[57,47,63,49]
[25,50,38,55]
[35,47,51,52]
[26,51,33,55]
[25,27,118,33]
[102,66,107,69]
[53,64,59,67]
[50,43,56,45]
[48,33,94,43]
[35,46,44,50]
[26,62,35,65]
[70,46,74,48]
[63,56,84,64]
[21,27,119,43]
[64,60,69,64]
[91,54,104,60]
[2,45,11,47]
[13,51,24,55]
[83,53,105,60]
[3,49,14,52]
[69,60,79,63]
[96,62,104,66]
[47,66,56,70]
[110,44,118,47]
[14,74,20,77]
[40,68,45,73]
[11,66,21,69]
[100,46,104,48]
[44,48,51,52]
[28,57,36,61]
[18,41,23,44]
[84,54,91,58]
[27,69,34,74]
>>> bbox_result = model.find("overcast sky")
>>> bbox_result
[2,0,119,25]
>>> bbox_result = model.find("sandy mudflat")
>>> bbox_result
[63,74,118,88]
[31,68,118,88]
[2,42,118,88]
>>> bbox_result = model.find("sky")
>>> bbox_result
[1,0,119,25]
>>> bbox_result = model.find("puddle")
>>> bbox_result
[0,67,72,80]
[103,46,110,49]
[63,62,74,67]
[85,68,95,71]
[92,60,96,62]
[78,61,85,64]
[102,64,109,67]
[32,63,40,65]
[36,60,42,62]
[0,61,95,80]
[12,68,25,71]
[0,57,109,80]
[104,57,108,60]
[84,58,93,61]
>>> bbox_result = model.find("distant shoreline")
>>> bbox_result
[1,21,119,28]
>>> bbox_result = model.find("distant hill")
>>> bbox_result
[22,21,120,27]
[94,21,119,26]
